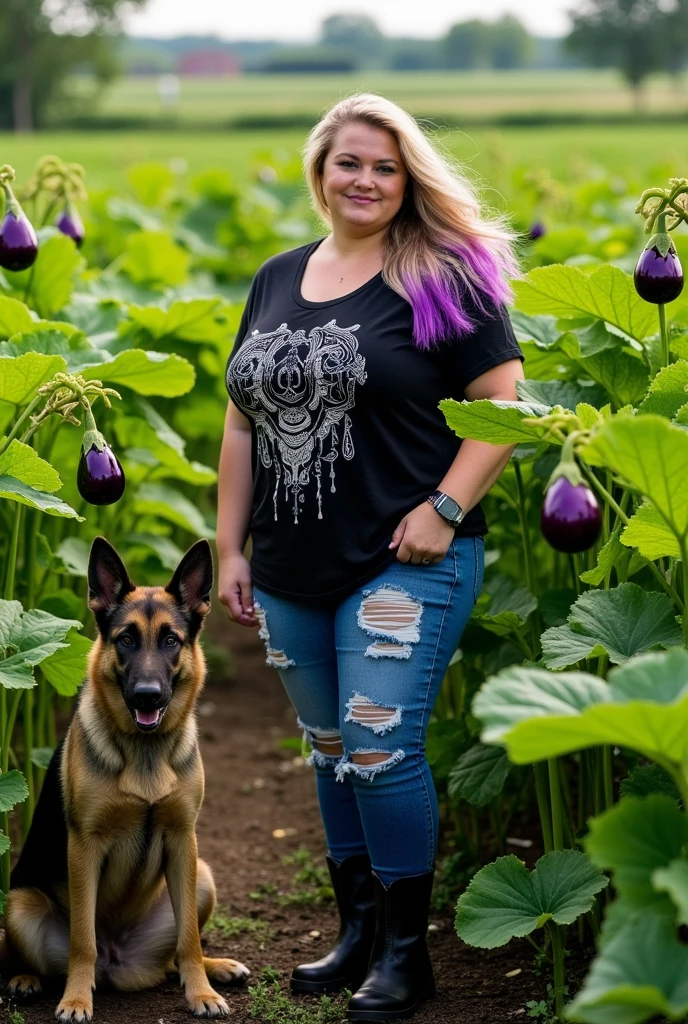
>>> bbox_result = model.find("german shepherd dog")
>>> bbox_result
[1,536,249,1020]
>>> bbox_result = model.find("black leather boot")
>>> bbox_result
[346,868,436,1021]
[290,853,377,995]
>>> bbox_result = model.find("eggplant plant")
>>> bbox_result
[0,165,38,272]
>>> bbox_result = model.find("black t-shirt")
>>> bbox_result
[225,238,523,602]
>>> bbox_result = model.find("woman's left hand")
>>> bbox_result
[389,502,455,564]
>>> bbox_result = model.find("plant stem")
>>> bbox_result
[603,745,614,810]
[658,301,669,368]
[548,921,566,1019]
[681,539,688,649]
[548,758,564,851]
[514,462,542,654]
[22,687,34,839]
[0,395,43,458]
[4,503,22,599]
[534,762,553,854]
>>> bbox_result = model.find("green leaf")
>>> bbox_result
[473,665,608,745]
[585,796,688,912]
[81,349,195,397]
[653,859,688,925]
[566,914,688,1024]
[127,162,175,207]
[541,583,682,669]
[513,264,656,341]
[455,850,607,949]
[0,600,23,649]
[133,482,215,538]
[509,310,560,348]
[0,296,35,339]
[0,440,61,492]
[579,533,631,586]
[560,338,649,408]
[474,574,537,637]
[482,648,688,765]
[584,415,688,543]
[127,298,233,346]
[41,628,92,696]
[440,398,552,446]
[448,743,511,806]
[0,476,83,519]
[0,834,10,858]
[122,231,191,287]
[622,502,680,560]
[123,532,184,571]
[0,352,66,404]
[620,764,681,803]
[639,361,688,419]
[17,608,81,651]
[516,378,607,411]
[8,234,82,319]
[0,771,29,812]
[30,747,54,770]
[54,536,90,577]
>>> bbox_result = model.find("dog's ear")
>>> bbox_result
[165,539,213,617]
[88,537,136,622]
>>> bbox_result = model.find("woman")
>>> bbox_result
[218,93,524,1022]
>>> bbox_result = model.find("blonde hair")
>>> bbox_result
[302,93,522,349]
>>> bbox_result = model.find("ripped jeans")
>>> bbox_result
[252,535,484,887]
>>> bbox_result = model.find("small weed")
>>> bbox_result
[278,737,304,752]
[526,983,568,1022]
[278,847,334,906]
[10,1013,25,1024]
[248,964,349,1023]
[206,904,273,942]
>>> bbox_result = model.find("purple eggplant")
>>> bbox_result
[541,476,601,554]
[528,221,546,241]
[56,204,86,248]
[0,210,38,272]
[634,242,683,305]
[77,443,125,505]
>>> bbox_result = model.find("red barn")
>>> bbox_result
[178,51,240,77]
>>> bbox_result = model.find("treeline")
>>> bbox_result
[124,17,574,75]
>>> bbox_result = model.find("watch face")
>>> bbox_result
[437,494,461,520]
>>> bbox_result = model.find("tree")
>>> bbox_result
[0,0,147,132]
[319,14,382,61]
[565,0,672,111]
[490,15,535,70]
[443,20,492,70]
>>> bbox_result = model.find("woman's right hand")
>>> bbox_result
[218,551,259,627]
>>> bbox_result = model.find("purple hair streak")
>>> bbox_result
[403,241,517,351]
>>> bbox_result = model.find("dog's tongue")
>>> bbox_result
[135,709,160,727]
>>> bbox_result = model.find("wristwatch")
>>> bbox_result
[427,490,465,526]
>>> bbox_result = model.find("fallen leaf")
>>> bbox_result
[505,968,522,978]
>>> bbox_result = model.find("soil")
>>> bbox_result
[2,611,591,1024]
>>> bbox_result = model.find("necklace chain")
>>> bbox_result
[338,252,381,284]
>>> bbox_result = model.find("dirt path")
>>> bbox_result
[5,615,553,1024]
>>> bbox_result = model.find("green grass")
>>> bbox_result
[0,123,686,197]
[71,69,688,125]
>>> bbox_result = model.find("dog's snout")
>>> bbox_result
[133,680,163,704]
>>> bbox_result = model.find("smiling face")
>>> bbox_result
[320,121,409,235]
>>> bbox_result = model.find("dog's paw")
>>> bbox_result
[55,994,93,1022]
[7,974,42,999]
[187,988,230,1018]
[204,957,250,985]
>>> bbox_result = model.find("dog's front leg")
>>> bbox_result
[165,829,228,1018]
[55,831,105,1023]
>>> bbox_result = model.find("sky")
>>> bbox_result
[123,0,574,41]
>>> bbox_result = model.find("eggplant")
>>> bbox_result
[56,204,86,248]
[77,443,125,506]
[634,241,683,305]
[0,210,38,272]
[541,476,601,554]
[528,221,546,241]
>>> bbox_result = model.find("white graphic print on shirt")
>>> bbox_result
[227,319,367,523]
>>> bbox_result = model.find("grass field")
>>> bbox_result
[69,69,688,126]
[0,124,686,198]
